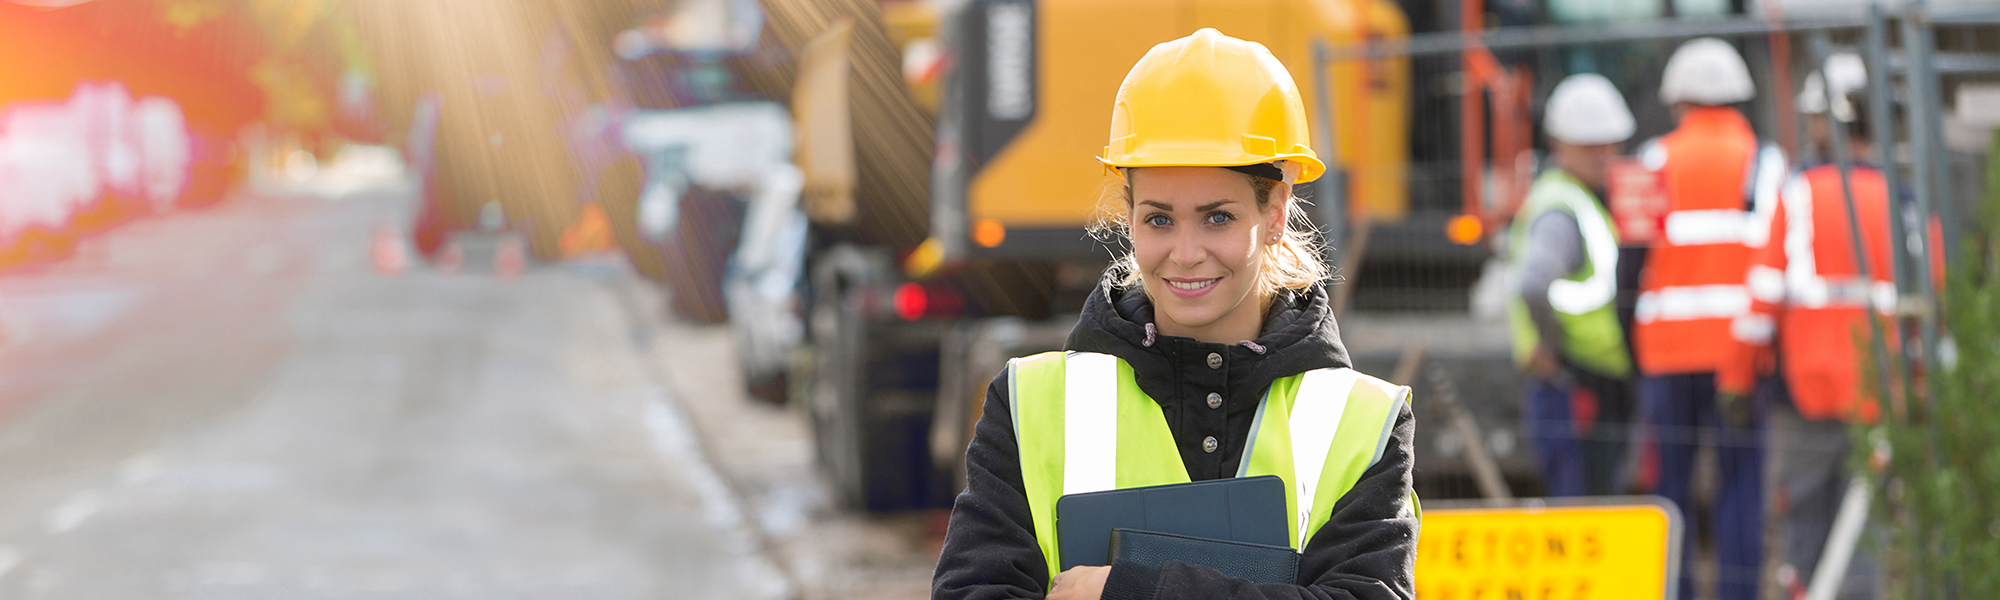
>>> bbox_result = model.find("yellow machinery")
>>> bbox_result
[791,0,1416,511]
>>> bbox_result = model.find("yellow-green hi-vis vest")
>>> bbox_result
[1008,351,1411,583]
[1506,169,1632,378]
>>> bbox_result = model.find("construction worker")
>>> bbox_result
[932,29,1418,600]
[1509,73,1635,497]
[1634,37,1787,600]
[1720,53,1918,599]
[1794,53,1870,164]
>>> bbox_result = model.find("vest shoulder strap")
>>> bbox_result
[1007,350,1069,584]
[1346,373,1410,469]
[1290,368,1410,549]
[1008,351,1068,442]
[1367,366,1422,525]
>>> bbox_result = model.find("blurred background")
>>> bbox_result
[0,0,1995,598]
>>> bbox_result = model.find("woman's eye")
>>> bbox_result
[1206,212,1234,225]
[1145,214,1171,228]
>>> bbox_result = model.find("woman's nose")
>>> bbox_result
[1168,228,1204,268]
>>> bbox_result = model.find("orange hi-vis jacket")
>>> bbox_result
[1718,164,1940,422]
[1634,107,1786,375]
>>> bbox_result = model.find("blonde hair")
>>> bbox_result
[1089,166,1330,296]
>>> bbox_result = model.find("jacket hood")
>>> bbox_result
[1064,278,1353,405]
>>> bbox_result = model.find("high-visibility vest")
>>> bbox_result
[1719,164,1910,422]
[1633,106,1788,375]
[1506,169,1632,379]
[1008,351,1410,583]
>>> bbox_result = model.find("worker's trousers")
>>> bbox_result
[1523,378,1587,497]
[1525,373,1632,497]
[1768,398,1879,599]
[1642,372,1764,600]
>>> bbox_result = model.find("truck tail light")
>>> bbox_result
[894,283,928,321]
[892,282,967,321]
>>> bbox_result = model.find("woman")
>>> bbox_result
[930,29,1419,600]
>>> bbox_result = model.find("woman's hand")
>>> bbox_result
[1048,565,1110,600]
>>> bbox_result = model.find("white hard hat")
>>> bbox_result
[1660,37,1756,105]
[1545,73,1635,145]
[1799,52,1867,122]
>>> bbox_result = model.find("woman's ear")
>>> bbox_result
[1266,182,1290,245]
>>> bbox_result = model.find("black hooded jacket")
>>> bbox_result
[931,281,1419,600]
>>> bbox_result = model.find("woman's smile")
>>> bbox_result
[1163,276,1221,298]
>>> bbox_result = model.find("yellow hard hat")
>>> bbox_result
[1099,28,1325,184]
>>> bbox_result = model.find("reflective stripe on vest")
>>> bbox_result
[1545,184,1619,316]
[1008,351,1406,583]
[1746,144,1788,248]
[1283,367,1362,548]
[1775,174,1898,314]
[1063,352,1120,495]
[1636,284,1751,323]
[1664,209,1752,246]
[1731,312,1776,344]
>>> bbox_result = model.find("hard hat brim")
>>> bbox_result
[1097,153,1325,184]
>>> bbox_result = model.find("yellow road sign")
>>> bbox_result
[1416,497,1683,600]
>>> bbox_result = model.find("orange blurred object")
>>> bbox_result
[559,203,618,257]
[972,219,1007,248]
[1444,214,1483,246]
[0,2,265,130]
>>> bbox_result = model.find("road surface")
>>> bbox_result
[0,165,932,598]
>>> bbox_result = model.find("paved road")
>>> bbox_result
[0,179,791,599]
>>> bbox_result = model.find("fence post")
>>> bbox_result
[1897,1,1946,393]
[1862,3,1917,416]
[1810,31,1897,457]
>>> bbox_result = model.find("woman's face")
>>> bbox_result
[1127,167,1286,343]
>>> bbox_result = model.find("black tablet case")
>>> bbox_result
[1054,475,1291,572]
[1109,528,1300,584]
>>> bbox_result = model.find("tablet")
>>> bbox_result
[1054,475,1290,571]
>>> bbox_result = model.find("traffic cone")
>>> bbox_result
[494,234,525,280]
[371,221,408,276]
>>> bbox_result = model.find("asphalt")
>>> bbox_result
[0,162,935,599]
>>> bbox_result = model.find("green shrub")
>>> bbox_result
[1871,128,2000,598]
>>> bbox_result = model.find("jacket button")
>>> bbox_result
[1202,436,1219,453]
[1207,392,1223,409]
[1206,353,1222,369]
